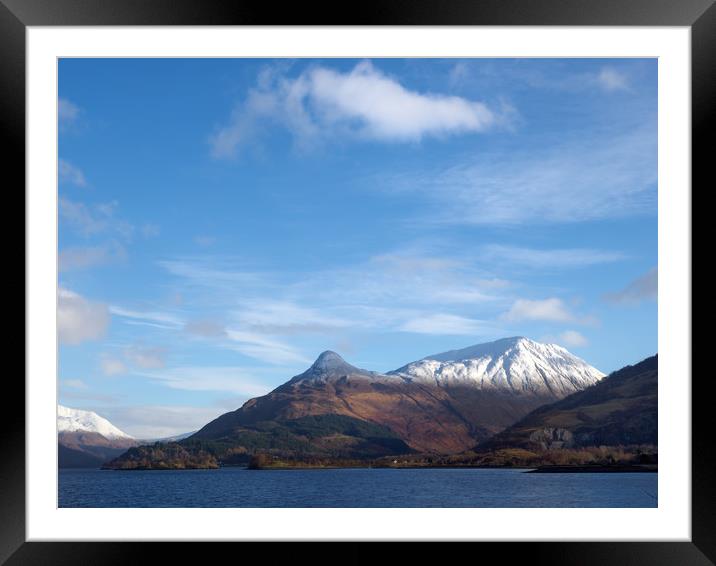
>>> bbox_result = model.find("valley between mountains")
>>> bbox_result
[59,337,658,471]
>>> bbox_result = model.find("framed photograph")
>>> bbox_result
[7,0,710,563]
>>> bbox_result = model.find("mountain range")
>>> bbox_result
[96,337,656,468]
[187,337,603,455]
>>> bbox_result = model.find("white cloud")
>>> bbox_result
[482,245,626,269]
[400,313,492,336]
[558,330,588,347]
[100,356,127,376]
[503,297,574,323]
[58,98,79,128]
[211,61,502,157]
[604,267,657,305]
[389,125,656,226]
[308,61,497,140]
[57,287,110,345]
[58,159,87,187]
[597,67,630,92]
[59,241,127,271]
[62,379,88,390]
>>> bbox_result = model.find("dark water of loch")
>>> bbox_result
[59,467,657,508]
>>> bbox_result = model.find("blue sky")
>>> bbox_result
[58,58,657,437]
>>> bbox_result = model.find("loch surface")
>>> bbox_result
[59,467,657,508]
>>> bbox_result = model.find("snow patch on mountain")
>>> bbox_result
[58,404,134,439]
[390,336,604,398]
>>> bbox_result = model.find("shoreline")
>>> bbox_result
[73,463,659,473]
[247,463,658,472]
[525,465,657,473]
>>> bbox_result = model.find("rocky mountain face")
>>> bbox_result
[58,405,138,468]
[476,355,657,452]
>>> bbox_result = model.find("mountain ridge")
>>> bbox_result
[104,337,608,469]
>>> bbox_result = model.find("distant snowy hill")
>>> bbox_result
[58,405,137,467]
[58,404,133,439]
[390,336,604,397]
[143,431,197,443]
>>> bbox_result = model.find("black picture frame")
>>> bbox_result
[5,0,709,563]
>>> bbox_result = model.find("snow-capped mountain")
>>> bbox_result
[58,404,133,440]
[390,337,604,398]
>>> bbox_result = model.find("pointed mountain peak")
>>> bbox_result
[312,350,347,368]
[307,350,362,375]
[289,351,376,384]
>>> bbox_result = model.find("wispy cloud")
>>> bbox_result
[124,344,167,369]
[233,300,349,334]
[100,355,127,376]
[158,258,263,290]
[58,159,87,187]
[481,245,627,269]
[597,67,631,92]
[62,379,88,390]
[184,318,227,338]
[58,287,110,345]
[224,329,312,365]
[399,313,494,336]
[560,330,588,347]
[604,267,657,305]
[157,250,513,347]
[59,241,127,271]
[140,224,161,238]
[388,125,656,226]
[211,61,506,158]
[194,235,216,247]
[101,344,168,376]
[135,366,274,396]
[58,98,80,130]
[109,305,184,330]
[59,197,134,239]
